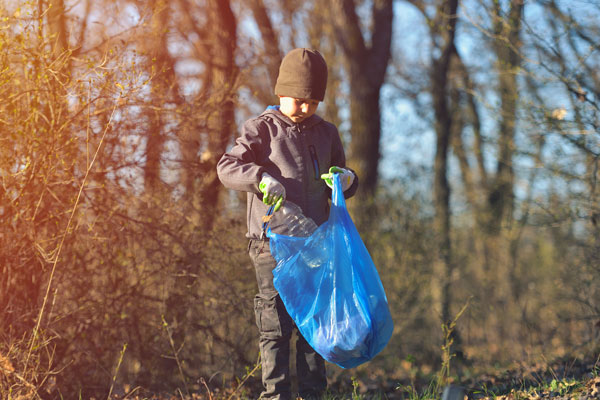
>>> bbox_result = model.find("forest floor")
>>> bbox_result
[102,353,600,399]
[388,353,600,400]
[455,355,599,400]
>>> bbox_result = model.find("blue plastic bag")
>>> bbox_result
[266,174,394,369]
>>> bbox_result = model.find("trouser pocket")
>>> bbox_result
[254,293,282,340]
[249,240,278,294]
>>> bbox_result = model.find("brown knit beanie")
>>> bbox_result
[274,48,328,101]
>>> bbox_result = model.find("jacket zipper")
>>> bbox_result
[308,145,320,180]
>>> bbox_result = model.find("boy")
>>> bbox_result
[216,48,358,400]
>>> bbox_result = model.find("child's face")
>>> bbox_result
[278,96,320,123]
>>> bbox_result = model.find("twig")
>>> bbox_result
[226,353,261,400]
[107,343,128,400]
[162,315,190,397]
[122,386,142,399]
[0,362,40,399]
[437,297,472,389]
[200,377,213,400]
[22,94,119,380]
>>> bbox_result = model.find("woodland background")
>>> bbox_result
[0,0,599,398]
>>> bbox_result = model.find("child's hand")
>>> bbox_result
[321,166,355,192]
[259,173,286,211]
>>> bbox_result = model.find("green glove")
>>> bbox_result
[259,172,285,211]
[321,166,355,191]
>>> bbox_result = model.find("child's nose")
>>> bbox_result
[301,103,309,112]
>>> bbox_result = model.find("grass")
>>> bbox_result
[395,300,471,400]
[469,377,588,399]
[464,354,600,400]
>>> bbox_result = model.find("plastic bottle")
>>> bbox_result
[301,230,329,268]
[272,201,318,237]
[269,201,328,268]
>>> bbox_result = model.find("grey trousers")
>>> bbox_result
[249,239,327,400]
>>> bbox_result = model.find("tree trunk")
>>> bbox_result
[201,0,238,229]
[247,0,282,88]
[46,0,69,63]
[488,0,524,233]
[429,0,459,329]
[144,0,172,193]
[332,0,393,227]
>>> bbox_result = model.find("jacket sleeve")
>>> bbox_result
[330,126,359,199]
[216,119,267,194]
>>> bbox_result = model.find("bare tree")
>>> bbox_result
[405,0,460,336]
[332,0,394,205]
[488,0,524,232]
